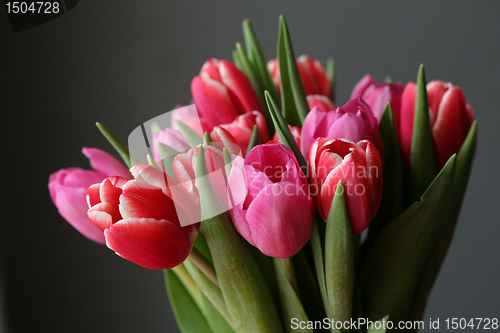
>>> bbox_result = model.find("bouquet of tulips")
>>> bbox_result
[48,17,477,333]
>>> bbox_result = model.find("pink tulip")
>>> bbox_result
[213,111,270,155]
[309,138,383,235]
[350,74,404,125]
[173,145,232,212]
[170,104,209,137]
[399,80,475,168]
[268,55,332,98]
[48,148,131,243]
[191,58,263,128]
[228,144,314,258]
[307,94,337,113]
[87,165,199,269]
[271,125,302,147]
[300,97,384,162]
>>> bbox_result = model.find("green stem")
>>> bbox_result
[189,247,219,288]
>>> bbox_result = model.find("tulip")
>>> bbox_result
[350,74,404,125]
[192,58,263,128]
[307,94,337,113]
[300,97,384,161]
[268,55,332,99]
[271,125,301,147]
[48,148,131,243]
[399,80,475,168]
[309,138,383,235]
[228,144,314,258]
[173,145,232,214]
[170,104,209,137]
[87,165,199,269]
[210,111,270,155]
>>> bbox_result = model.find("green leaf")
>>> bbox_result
[235,43,273,134]
[176,119,203,147]
[242,19,280,110]
[408,121,477,322]
[277,17,300,126]
[150,121,162,135]
[146,154,160,169]
[265,91,307,168]
[201,293,236,333]
[197,146,283,333]
[274,258,313,333]
[326,58,335,104]
[223,147,232,178]
[232,49,242,70]
[183,259,232,328]
[325,181,355,325]
[96,122,131,168]
[157,142,179,178]
[366,104,403,250]
[408,64,437,203]
[309,219,330,317]
[204,132,212,146]
[193,232,213,265]
[246,125,261,156]
[360,155,457,323]
[280,16,309,124]
[164,269,213,333]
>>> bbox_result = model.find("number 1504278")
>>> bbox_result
[5,2,60,14]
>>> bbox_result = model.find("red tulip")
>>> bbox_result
[309,138,383,235]
[300,97,384,162]
[399,80,475,168]
[87,165,199,269]
[228,144,314,258]
[307,94,337,113]
[350,74,404,125]
[214,111,270,155]
[48,148,131,243]
[191,58,262,128]
[268,55,332,99]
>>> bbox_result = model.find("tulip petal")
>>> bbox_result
[82,147,131,178]
[53,185,105,243]
[88,202,122,231]
[105,218,193,269]
[246,183,313,258]
[119,181,180,225]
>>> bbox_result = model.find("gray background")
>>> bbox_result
[1,1,499,332]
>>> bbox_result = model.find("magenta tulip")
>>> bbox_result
[350,74,404,125]
[191,58,263,128]
[48,148,131,243]
[300,97,384,161]
[87,165,199,269]
[399,80,475,168]
[268,55,332,99]
[309,138,383,235]
[228,144,313,258]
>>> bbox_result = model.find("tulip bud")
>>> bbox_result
[191,59,263,128]
[351,74,404,126]
[309,138,383,235]
[48,148,131,243]
[307,94,337,113]
[268,55,332,99]
[86,165,199,269]
[213,111,270,155]
[399,80,475,168]
[300,97,384,161]
[228,144,314,258]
